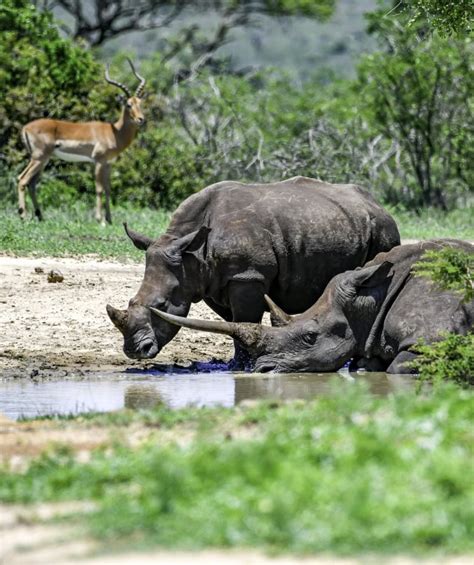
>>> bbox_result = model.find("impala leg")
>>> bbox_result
[28,171,43,221]
[103,164,112,225]
[17,159,45,220]
[94,161,112,224]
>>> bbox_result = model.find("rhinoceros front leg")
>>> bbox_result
[227,281,266,371]
[348,356,388,373]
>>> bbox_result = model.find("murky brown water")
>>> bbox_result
[0,369,414,420]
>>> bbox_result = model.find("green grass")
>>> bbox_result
[0,203,170,261]
[389,206,474,241]
[2,383,473,555]
[0,203,472,260]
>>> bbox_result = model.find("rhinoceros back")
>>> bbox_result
[166,176,400,314]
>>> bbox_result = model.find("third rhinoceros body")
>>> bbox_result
[107,176,400,365]
[154,239,473,373]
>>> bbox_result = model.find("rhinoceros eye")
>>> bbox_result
[302,331,318,346]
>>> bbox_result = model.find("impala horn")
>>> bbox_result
[106,304,128,332]
[105,64,131,98]
[264,294,292,327]
[127,58,146,98]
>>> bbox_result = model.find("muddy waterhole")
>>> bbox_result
[0,368,413,420]
[0,256,413,421]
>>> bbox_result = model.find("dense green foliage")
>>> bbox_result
[109,10,472,211]
[405,0,473,36]
[1,205,472,259]
[411,333,474,386]
[1,384,473,554]
[0,0,120,204]
[361,14,473,209]
[1,1,471,214]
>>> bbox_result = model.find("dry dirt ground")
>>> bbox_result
[0,255,232,378]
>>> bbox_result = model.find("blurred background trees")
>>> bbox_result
[1,0,472,212]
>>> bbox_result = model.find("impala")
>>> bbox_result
[17,59,147,224]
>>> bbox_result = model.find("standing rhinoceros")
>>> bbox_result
[152,240,473,373]
[107,176,400,365]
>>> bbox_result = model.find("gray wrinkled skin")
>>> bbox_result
[225,240,473,374]
[108,176,400,362]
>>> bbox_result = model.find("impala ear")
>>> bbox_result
[124,222,153,251]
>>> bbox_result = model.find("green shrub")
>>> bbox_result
[358,14,473,210]
[411,333,474,386]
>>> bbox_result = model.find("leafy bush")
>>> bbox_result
[405,0,473,36]
[0,1,131,206]
[1,0,101,157]
[411,333,474,386]
[358,14,473,210]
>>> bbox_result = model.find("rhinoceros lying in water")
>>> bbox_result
[107,176,400,364]
[152,240,473,374]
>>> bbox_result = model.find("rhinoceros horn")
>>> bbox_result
[149,307,262,349]
[264,294,292,327]
[123,222,153,251]
[106,304,128,332]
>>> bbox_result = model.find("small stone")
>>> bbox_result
[34,267,44,274]
[47,270,64,283]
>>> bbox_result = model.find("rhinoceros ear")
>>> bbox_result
[351,261,394,289]
[169,226,211,260]
[124,223,153,251]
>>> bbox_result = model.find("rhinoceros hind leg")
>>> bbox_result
[387,350,419,375]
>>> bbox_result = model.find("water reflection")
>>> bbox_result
[124,384,165,410]
[234,371,412,403]
[0,370,414,420]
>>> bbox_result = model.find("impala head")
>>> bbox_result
[105,58,147,127]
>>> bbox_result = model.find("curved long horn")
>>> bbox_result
[149,307,263,349]
[105,64,131,98]
[264,295,292,327]
[106,304,128,332]
[150,307,238,336]
[127,58,146,98]
[124,222,153,251]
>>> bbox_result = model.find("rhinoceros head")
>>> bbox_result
[107,223,210,359]
[149,260,393,372]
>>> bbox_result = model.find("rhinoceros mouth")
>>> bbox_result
[124,337,160,359]
[253,357,284,373]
